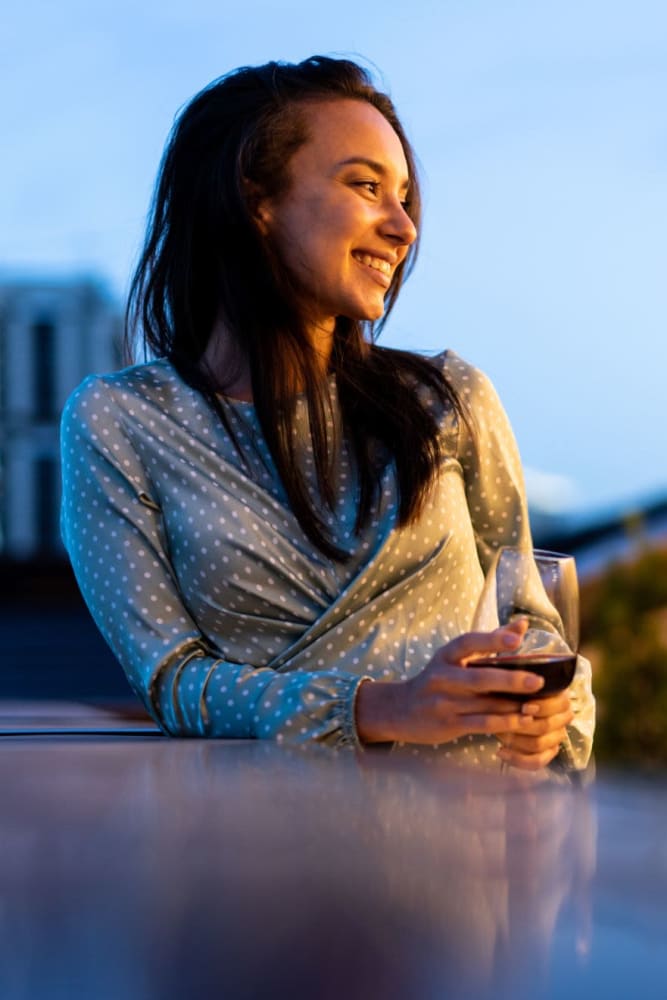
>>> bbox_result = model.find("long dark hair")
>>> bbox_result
[126,55,466,559]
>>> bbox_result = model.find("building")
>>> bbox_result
[0,276,122,558]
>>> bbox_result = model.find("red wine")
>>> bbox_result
[470,654,576,698]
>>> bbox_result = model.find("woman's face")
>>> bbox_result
[255,98,417,337]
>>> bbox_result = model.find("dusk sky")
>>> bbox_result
[2,0,665,516]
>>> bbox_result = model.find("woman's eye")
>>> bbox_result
[354,180,379,196]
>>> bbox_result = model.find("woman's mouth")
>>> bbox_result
[352,252,392,286]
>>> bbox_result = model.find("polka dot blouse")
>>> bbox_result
[59,350,594,767]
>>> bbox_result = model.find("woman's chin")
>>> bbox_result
[343,302,386,324]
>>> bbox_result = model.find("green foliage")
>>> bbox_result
[581,545,667,767]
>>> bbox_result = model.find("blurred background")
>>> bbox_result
[1,0,666,765]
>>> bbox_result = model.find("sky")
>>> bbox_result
[2,0,666,517]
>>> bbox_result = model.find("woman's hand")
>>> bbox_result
[355,620,554,753]
[495,691,574,770]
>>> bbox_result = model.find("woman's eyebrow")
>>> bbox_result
[335,156,410,192]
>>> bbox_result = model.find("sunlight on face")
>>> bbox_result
[256,99,417,343]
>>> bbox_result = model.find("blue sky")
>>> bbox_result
[2,0,666,515]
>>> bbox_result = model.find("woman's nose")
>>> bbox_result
[381,200,417,247]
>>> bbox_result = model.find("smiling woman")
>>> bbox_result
[59,56,594,771]
[250,99,417,333]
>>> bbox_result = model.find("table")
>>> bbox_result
[1,701,666,999]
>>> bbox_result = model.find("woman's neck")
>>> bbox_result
[201,327,253,401]
[202,317,335,402]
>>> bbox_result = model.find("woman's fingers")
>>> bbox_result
[520,691,571,718]
[437,624,527,666]
[451,696,532,716]
[498,696,573,745]
[426,624,549,698]
[496,692,574,768]
[498,726,569,754]
[473,685,574,767]
[452,712,552,737]
[429,661,545,698]
[497,743,563,771]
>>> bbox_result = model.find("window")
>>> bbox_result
[32,318,56,421]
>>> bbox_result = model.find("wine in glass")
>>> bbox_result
[471,547,579,698]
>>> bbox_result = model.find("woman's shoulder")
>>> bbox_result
[428,349,496,399]
[61,358,187,423]
[419,350,513,447]
[66,357,180,399]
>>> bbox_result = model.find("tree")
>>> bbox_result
[580,546,667,767]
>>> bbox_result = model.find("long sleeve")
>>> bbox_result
[60,356,594,767]
[446,353,595,770]
[60,375,366,745]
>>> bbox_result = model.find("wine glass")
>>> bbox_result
[471,546,579,698]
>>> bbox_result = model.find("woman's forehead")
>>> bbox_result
[296,98,410,182]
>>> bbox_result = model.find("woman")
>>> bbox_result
[60,56,594,769]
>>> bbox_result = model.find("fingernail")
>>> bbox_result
[522,702,540,715]
[502,632,519,647]
[524,675,544,691]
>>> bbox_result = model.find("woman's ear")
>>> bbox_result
[243,178,273,235]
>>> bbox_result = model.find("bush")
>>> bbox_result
[581,546,667,767]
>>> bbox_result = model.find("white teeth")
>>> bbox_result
[353,252,391,276]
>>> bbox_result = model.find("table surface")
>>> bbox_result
[1,700,666,1000]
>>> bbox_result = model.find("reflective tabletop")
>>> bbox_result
[1,702,666,1000]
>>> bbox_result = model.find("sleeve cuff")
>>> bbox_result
[337,675,374,749]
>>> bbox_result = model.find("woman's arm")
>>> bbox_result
[60,376,365,746]
[355,619,555,745]
[356,352,593,768]
[449,353,595,769]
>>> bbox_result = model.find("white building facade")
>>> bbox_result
[0,276,121,557]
